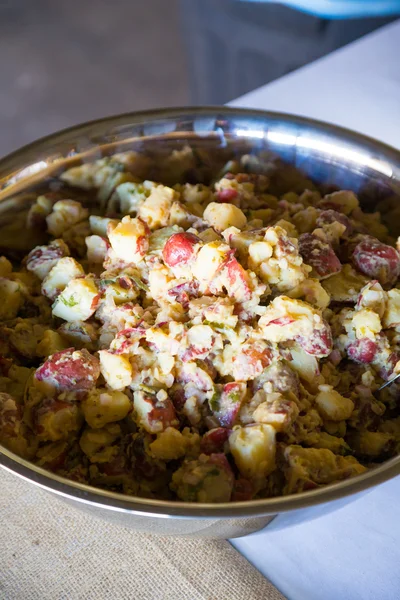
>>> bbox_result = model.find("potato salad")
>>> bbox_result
[1,148,400,503]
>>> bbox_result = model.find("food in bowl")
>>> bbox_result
[1,147,400,504]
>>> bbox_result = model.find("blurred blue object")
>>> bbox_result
[239,0,400,18]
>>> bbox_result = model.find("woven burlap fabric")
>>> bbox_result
[0,469,285,600]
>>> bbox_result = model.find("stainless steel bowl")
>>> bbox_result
[1,107,400,538]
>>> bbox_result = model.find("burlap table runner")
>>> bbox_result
[0,469,285,600]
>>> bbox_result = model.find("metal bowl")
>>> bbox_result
[1,107,400,538]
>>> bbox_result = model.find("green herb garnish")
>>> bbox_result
[209,392,220,412]
[203,320,231,331]
[139,384,157,395]
[60,294,79,307]
[100,275,149,293]
[113,163,126,172]
[187,482,203,499]
[227,391,241,404]
[130,275,149,293]
[101,279,116,286]
[206,468,221,478]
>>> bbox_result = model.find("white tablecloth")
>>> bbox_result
[230,19,400,600]
[230,20,400,148]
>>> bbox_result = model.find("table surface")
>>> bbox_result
[230,18,400,600]
[230,19,400,149]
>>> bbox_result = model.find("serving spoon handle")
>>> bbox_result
[378,372,400,391]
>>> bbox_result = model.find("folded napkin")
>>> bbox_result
[0,469,285,600]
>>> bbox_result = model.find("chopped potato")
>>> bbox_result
[52,277,99,322]
[79,424,121,462]
[149,427,189,461]
[82,388,131,428]
[229,424,276,487]
[348,431,394,457]
[99,350,132,391]
[108,215,149,264]
[283,445,366,493]
[352,309,381,340]
[315,385,354,421]
[41,257,85,300]
[249,226,310,292]
[46,200,89,237]
[383,289,400,328]
[0,279,22,320]
[0,257,12,277]
[322,264,367,302]
[203,202,247,232]
[1,149,400,505]
[138,185,176,229]
[191,241,231,283]
[89,215,119,236]
[36,330,68,357]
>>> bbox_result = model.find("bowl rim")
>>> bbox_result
[1,105,400,519]
[2,447,399,518]
[1,105,400,170]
